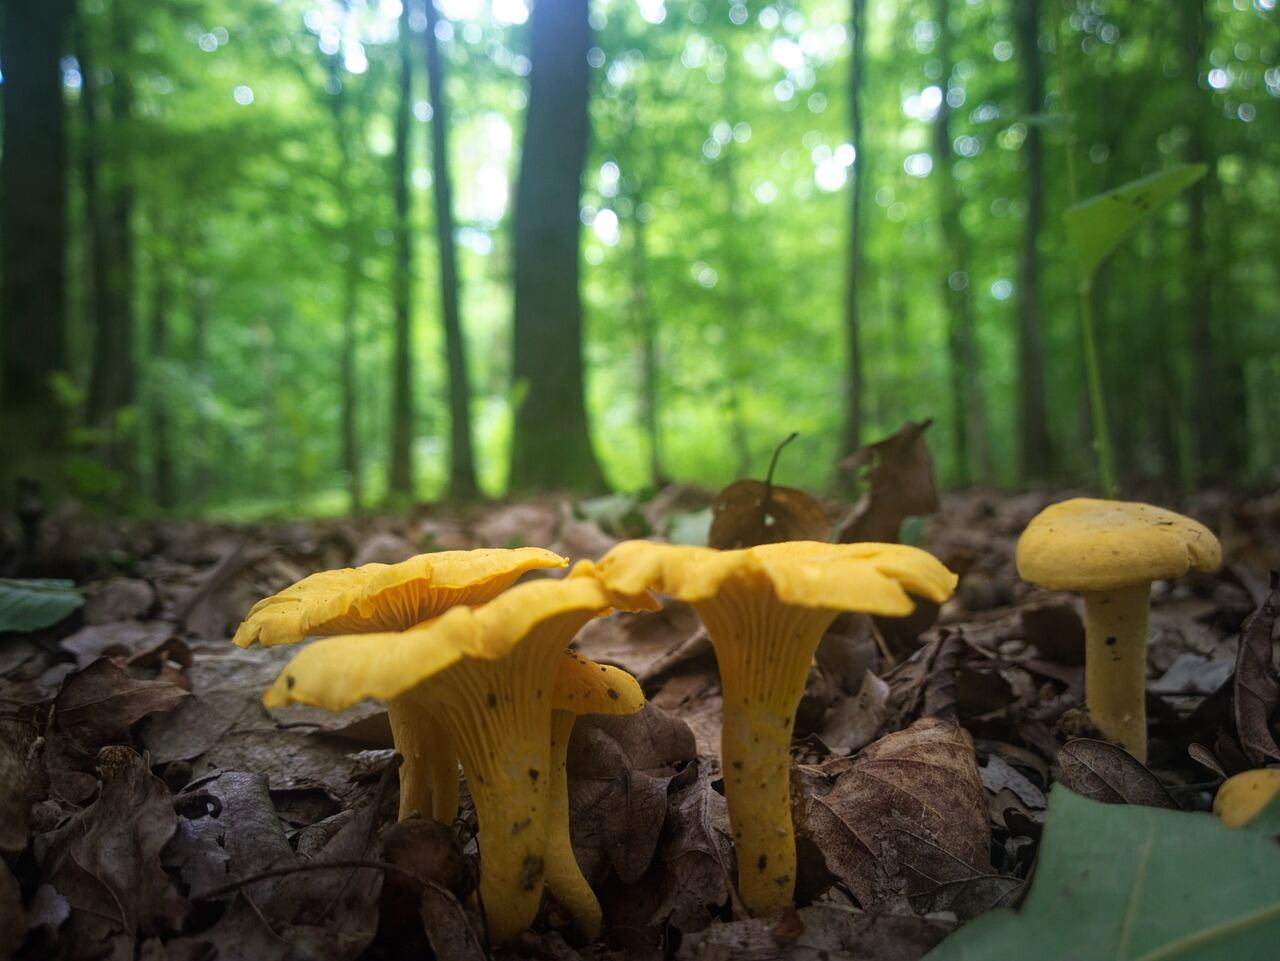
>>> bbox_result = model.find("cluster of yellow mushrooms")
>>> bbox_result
[231,497,1276,943]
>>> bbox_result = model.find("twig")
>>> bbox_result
[193,858,420,901]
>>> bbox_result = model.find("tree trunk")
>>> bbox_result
[422,0,479,501]
[0,0,71,498]
[84,0,135,477]
[1013,0,1052,481]
[190,270,211,505]
[631,186,663,489]
[388,0,416,498]
[508,0,605,493]
[932,0,991,485]
[147,233,175,510]
[838,0,868,474]
[1172,0,1223,483]
[325,55,363,511]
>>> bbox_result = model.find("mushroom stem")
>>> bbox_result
[421,644,564,945]
[387,700,459,822]
[720,700,800,917]
[544,709,601,939]
[1082,582,1152,763]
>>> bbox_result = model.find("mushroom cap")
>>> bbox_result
[1016,498,1221,593]
[263,561,657,711]
[233,547,567,648]
[553,650,645,717]
[1213,769,1280,830]
[595,540,957,615]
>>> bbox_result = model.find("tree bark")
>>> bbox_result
[1178,0,1246,481]
[932,0,990,485]
[84,0,136,476]
[1013,0,1052,481]
[508,0,605,493]
[0,0,72,498]
[838,0,868,475]
[422,0,479,500]
[325,54,364,511]
[147,231,174,510]
[388,0,416,498]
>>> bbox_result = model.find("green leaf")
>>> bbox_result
[0,578,84,633]
[924,786,1280,961]
[1065,163,1208,278]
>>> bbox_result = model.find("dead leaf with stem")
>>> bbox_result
[708,433,830,550]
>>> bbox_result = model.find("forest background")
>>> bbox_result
[1,0,1278,519]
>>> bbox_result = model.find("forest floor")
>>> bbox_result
[1,472,1279,960]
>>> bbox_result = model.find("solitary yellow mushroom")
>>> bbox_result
[263,562,657,944]
[1214,769,1280,829]
[232,547,566,821]
[594,540,957,917]
[1016,498,1220,763]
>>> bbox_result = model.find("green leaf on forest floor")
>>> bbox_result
[923,786,1280,961]
[1065,163,1207,278]
[0,578,84,633]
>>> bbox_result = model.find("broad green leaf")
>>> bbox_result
[924,786,1280,961]
[1065,163,1207,278]
[0,578,84,633]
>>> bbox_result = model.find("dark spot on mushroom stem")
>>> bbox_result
[1105,636,1117,646]
[487,692,497,708]
[519,855,544,891]
[512,818,531,835]
[286,675,295,690]
[528,768,540,782]
[607,688,620,700]
[536,689,542,698]
[757,854,768,872]
[732,760,743,770]
[774,874,790,886]
[600,666,607,672]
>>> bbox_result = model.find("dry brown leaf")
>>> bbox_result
[1055,739,1178,809]
[708,434,830,549]
[1233,572,1280,765]
[571,599,704,682]
[55,657,189,747]
[837,420,939,544]
[653,764,738,931]
[568,705,697,885]
[0,716,44,855]
[33,746,189,959]
[801,718,992,911]
[817,671,889,754]
[676,902,956,961]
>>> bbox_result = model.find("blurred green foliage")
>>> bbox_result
[44,0,1280,514]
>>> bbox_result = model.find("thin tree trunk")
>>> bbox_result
[84,0,135,477]
[1013,0,1052,481]
[191,270,211,505]
[422,0,479,500]
[388,0,416,498]
[508,0,605,493]
[325,55,363,511]
[148,232,175,510]
[0,0,72,498]
[1179,0,1218,483]
[76,8,112,423]
[838,0,868,474]
[932,0,990,485]
[631,186,663,488]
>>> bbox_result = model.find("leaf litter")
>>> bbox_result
[2,434,1279,959]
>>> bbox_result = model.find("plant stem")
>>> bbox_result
[1078,272,1115,498]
